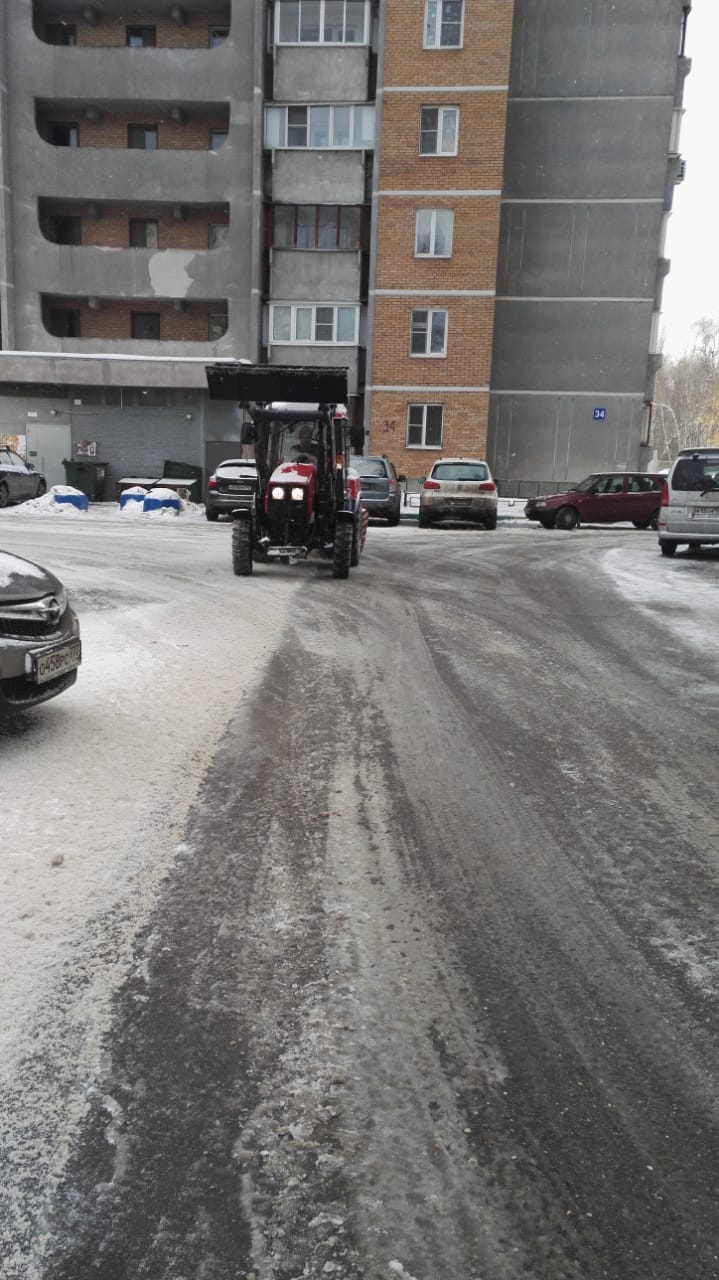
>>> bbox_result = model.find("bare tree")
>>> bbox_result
[654,316,719,460]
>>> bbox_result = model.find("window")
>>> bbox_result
[128,125,158,150]
[265,104,374,149]
[48,216,82,245]
[126,26,156,46]
[424,0,463,48]
[410,309,447,357]
[48,308,81,337]
[419,106,458,156]
[209,26,229,46]
[48,122,79,147]
[208,313,228,341]
[271,205,362,250]
[407,404,443,448]
[131,312,161,340]
[129,219,159,249]
[276,0,369,44]
[44,23,77,45]
[270,303,358,344]
[208,223,230,248]
[415,209,453,257]
[209,130,229,150]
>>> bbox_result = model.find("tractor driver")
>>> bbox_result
[291,424,319,461]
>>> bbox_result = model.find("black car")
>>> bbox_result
[354,455,402,525]
[0,449,47,508]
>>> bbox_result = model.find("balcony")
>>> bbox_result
[30,138,235,203]
[29,45,236,103]
[271,152,368,205]
[273,46,370,103]
[30,241,232,301]
[270,249,362,302]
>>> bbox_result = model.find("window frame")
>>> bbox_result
[131,311,161,340]
[44,22,77,45]
[127,124,158,150]
[47,307,82,338]
[414,209,454,257]
[423,0,464,49]
[48,122,79,147]
[208,223,230,248]
[129,219,159,249]
[264,104,374,150]
[126,25,157,47]
[209,26,230,46]
[48,215,82,246]
[208,313,229,341]
[269,302,359,345]
[275,0,370,46]
[209,129,229,150]
[418,105,459,156]
[406,403,444,449]
[410,308,448,358]
[269,204,363,250]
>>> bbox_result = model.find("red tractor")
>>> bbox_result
[205,363,368,578]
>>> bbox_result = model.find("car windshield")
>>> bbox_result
[216,462,256,478]
[432,463,488,482]
[672,458,719,492]
[572,475,603,492]
[357,460,387,478]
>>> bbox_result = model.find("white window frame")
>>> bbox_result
[269,303,359,345]
[275,0,370,45]
[265,104,375,150]
[410,308,448,357]
[414,209,454,257]
[406,403,444,449]
[419,105,459,156]
[424,0,463,49]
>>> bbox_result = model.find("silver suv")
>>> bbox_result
[0,550,81,713]
[419,457,498,529]
[658,448,719,556]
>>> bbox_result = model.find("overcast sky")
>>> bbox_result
[660,2,718,358]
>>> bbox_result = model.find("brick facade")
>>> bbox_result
[368,1,514,470]
[41,204,229,251]
[38,112,229,150]
[42,299,227,343]
[35,13,231,49]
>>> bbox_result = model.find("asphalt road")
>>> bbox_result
[2,518,719,1280]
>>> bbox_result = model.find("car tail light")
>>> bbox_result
[207,476,217,489]
[478,481,497,493]
[388,478,396,491]
[423,479,441,490]
[660,480,669,505]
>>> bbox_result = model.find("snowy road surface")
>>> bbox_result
[1,509,719,1280]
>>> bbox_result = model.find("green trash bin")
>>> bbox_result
[62,459,109,502]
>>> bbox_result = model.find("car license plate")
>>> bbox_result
[690,506,719,519]
[227,483,254,493]
[31,640,82,685]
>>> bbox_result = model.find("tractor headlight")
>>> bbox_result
[290,487,304,502]
[271,485,285,501]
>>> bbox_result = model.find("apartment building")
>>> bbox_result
[0,1,690,495]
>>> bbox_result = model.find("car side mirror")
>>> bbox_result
[418,476,426,484]
[26,462,35,471]
[398,473,407,483]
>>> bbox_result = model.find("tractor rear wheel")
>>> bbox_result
[332,521,352,579]
[232,521,253,576]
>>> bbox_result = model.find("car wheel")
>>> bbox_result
[35,479,47,498]
[659,540,678,557]
[387,510,401,527]
[231,520,253,575]
[205,508,220,521]
[418,511,432,529]
[555,506,579,530]
[484,512,498,531]
[0,482,9,509]
[332,520,352,579]
[633,511,659,531]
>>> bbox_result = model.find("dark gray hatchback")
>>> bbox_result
[354,456,402,525]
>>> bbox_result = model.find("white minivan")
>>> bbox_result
[658,447,719,556]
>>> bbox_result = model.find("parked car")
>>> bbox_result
[355,455,402,525]
[524,472,664,530]
[0,449,47,509]
[0,550,81,714]
[658,447,719,556]
[419,458,498,529]
[205,458,258,521]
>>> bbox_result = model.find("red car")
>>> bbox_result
[524,472,665,530]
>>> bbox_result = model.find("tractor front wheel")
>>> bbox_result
[332,520,352,579]
[350,511,361,566]
[232,520,253,576]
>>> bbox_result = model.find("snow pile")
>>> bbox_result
[10,485,88,516]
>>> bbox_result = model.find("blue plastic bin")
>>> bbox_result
[143,494,180,514]
[54,492,89,512]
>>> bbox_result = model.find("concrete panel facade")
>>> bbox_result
[270,249,362,302]
[488,0,688,486]
[274,47,370,103]
[270,151,368,205]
